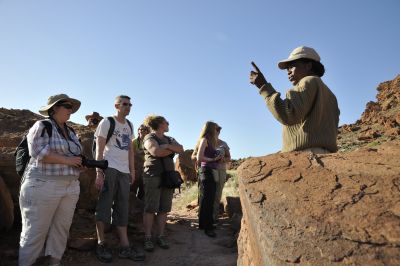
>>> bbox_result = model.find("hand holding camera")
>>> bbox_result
[81,155,108,169]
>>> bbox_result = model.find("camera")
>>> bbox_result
[81,155,108,169]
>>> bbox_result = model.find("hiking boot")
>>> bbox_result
[156,235,169,249]
[144,238,154,252]
[205,229,216,238]
[118,246,145,261]
[95,244,112,263]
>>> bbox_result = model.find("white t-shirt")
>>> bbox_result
[94,117,135,173]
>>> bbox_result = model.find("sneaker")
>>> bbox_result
[119,246,145,261]
[156,235,169,249]
[144,238,154,252]
[96,244,113,263]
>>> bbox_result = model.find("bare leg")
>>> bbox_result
[155,212,168,236]
[116,226,129,247]
[143,212,155,237]
[96,221,105,244]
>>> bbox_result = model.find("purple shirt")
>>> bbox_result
[201,141,218,169]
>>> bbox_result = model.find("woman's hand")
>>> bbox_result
[65,155,82,167]
[213,154,224,162]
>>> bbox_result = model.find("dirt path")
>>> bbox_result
[0,209,238,266]
[64,211,238,266]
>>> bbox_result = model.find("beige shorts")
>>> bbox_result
[143,175,174,213]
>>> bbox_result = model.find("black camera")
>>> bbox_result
[81,155,108,169]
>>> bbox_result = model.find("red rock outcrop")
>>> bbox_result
[175,149,197,182]
[338,75,400,151]
[237,142,400,265]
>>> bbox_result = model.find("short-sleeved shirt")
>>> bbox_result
[94,117,134,173]
[216,139,230,170]
[143,133,176,177]
[26,119,82,177]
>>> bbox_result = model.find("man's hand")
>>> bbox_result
[250,61,267,89]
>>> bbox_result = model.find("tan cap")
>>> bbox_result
[39,94,81,116]
[278,46,321,69]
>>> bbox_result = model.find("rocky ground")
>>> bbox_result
[0,203,238,266]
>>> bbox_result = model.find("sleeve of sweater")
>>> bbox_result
[259,76,318,126]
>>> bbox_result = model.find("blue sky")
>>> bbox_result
[0,0,399,159]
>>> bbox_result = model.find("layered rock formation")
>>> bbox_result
[338,75,400,151]
[237,75,400,265]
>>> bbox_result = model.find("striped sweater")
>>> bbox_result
[259,75,340,152]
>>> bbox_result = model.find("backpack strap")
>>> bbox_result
[41,120,53,138]
[126,119,133,135]
[106,117,116,144]
[105,117,133,144]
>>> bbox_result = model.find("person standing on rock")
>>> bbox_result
[132,124,150,200]
[142,115,183,252]
[19,94,83,266]
[250,46,340,153]
[93,95,145,263]
[196,121,223,237]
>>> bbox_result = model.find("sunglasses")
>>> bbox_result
[57,103,73,109]
[121,103,132,107]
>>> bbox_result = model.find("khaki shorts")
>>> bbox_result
[143,175,174,213]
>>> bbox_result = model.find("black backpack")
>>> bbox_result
[14,120,53,177]
[92,117,133,158]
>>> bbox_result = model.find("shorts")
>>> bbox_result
[95,168,130,226]
[143,174,174,213]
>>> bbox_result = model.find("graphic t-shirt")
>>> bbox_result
[94,117,134,173]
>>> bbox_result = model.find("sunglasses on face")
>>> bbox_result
[121,102,132,107]
[57,103,73,109]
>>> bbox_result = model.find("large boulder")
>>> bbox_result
[237,141,400,265]
[176,149,197,182]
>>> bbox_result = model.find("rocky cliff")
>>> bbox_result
[237,75,400,265]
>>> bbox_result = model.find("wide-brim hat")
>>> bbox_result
[85,111,103,121]
[278,46,322,69]
[39,94,81,116]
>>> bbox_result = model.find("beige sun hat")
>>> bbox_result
[39,94,81,116]
[278,46,321,69]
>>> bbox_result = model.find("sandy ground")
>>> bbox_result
[0,209,238,266]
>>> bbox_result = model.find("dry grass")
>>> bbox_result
[172,170,239,212]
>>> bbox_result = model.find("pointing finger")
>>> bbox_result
[251,61,261,73]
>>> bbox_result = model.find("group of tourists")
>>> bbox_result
[17,45,339,265]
